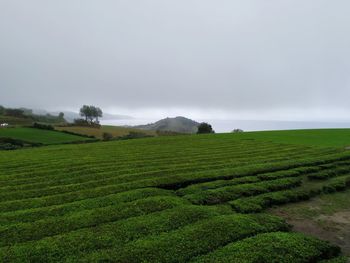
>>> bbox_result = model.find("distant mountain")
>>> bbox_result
[134,116,199,134]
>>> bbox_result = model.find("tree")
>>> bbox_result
[0,105,5,115]
[58,112,64,120]
[80,105,92,122]
[4,108,25,118]
[197,122,214,134]
[232,129,243,133]
[79,105,103,124]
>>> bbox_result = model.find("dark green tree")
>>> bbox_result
[79,105,103,124]
[0,105,5,115]
[197,122,214,134]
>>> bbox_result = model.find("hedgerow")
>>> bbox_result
[0,205,233,263]
[191,232,341,263]
[230,188,317,213]
[0,196,188,246]
[184,177,302,205]
[76,214,288,263]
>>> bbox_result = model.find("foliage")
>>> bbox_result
[191,232,340,263]
[55,125,155,139]
[232,128,244,133]
[0,127,92,145]
[79,105,103,124]
[0,132,350,262]
[4,108,27,118]
[197,122,214,134]
[102,132,113,141]
[32,122,54,130]
[117,131,154,140]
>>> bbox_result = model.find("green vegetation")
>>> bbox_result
[0,127,92,145]
[231,129,350,148]
[55,125,156,139]
[1,130,350,262]
[191,232,340,263]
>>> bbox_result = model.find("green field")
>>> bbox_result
[233,129,350,148]
[1,130,350,262]
[55,125,156,139]
[0,127,92,145]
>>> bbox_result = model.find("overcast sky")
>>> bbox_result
[1,1,350,121]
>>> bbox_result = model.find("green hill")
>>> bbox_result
[135,116,199,133]
[0,130,350,262]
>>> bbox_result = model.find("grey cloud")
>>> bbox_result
[1,0,350,118]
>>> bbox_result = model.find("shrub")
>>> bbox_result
[32,122,54,130]
[79,214,288,263]
[185,177,302,205]
[191,232,341,263]
[102,132,113,141]
[230,188,316,213]
[0,205,233,263]
[117,131,153,140]
[197,122,214,134]
[73,118,101,128]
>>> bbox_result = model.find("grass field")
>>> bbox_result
[55,125,156,139]
[0,127,92,145]
[233,129,350,148]
[0,130,350,262]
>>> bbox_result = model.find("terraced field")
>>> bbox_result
[0,132,350,262]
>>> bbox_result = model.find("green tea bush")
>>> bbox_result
[191,232,341,263]
[230,188,317,213]
[78,214,288,263]
[0,205,233,263]
[185,177,302,205]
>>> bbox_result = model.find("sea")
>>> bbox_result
[101,118,350,133]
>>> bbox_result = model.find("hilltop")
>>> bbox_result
[134,116,199,134]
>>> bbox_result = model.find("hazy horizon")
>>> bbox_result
[2,1,350,124]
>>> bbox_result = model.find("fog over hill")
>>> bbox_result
[2,1,350,124]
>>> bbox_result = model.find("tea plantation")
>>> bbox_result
[1,131,350,262]
[0,127,93,145]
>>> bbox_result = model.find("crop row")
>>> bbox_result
[230,175,350,213]
[0,188,173,226]
[2,151,348,214]
[184,177,302,205]
[0,146,318,198]
[0,196,188,246]
[73,214,288,263]
[191,232,341,263]
[0,154,334,210]
[0,205,233,263]
[0,138,286,174]
[0,143,317,187]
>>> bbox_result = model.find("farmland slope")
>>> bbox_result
[0,131,350,262]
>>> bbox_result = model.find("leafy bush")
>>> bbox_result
[191,232,341,263]
[0,205,233,262]
[117,131,153,140]
[73,118,101,128]
[230,188,317,213]
[32,122,54,130]
[102,132,113,141]
[0,196,188,246]
[79,214,288,263]
[197,122,214,134]
[322,176,350,193]
[185,177,302,205]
